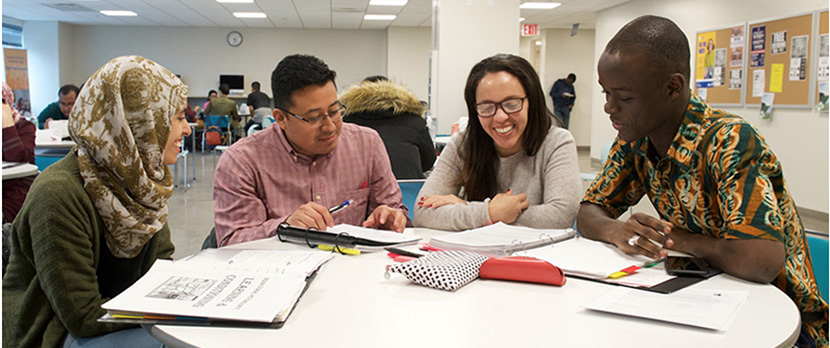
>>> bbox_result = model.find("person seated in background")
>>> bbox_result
[2,82,36,223]
[3,55,192,348]
[213,54,408,247]
[246,80,272,131]
[415,54,581,231]
[36,84,79,129]
[577,15,827,347]
[340,75,436,179]
[205,83,240,140]
[202,89,217,112]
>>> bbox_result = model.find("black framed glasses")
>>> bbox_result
[475,97,526,117]
[278,101,347,125]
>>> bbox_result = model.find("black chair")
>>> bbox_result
[201,227,217,250]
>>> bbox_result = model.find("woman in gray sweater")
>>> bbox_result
[415,54,581,231]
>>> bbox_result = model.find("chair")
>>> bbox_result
[246,116,275,137]
[201,227,218,250]
[806,232,828,303]
[397,179,426,222]
[202,115,230,150]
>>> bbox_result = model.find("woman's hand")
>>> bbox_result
[2,103,14,128]
[488,189,529,224]
[419,194,466,209]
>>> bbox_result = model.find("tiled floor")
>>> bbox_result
[166,148,829,259]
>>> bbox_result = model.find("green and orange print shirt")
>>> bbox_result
[584,95,827,345]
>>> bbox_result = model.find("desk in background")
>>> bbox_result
[34,129,75,171]
[2,163,38,180]
[151,228,800,348]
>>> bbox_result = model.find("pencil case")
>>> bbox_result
[385,250,489,291]
[479,256,566,286]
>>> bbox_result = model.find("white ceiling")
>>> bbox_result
[3,0,628,30]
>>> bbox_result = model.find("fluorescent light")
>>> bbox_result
[369,0,408,5]
[364,14,396,20]
[519,17,526,22]
[535,40,542,46]
[217,0,254,3]
[520,2,561,9]
[233,12,267,18]
[100,10,137,16]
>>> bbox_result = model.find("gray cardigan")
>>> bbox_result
[414,126,582,231]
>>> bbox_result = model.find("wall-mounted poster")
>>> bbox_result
[771,30,787,54]
[751,26,766,67]
[3,48,31,120]
[730,25,745,67]
[789,35,808,81]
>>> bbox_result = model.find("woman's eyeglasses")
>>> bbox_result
[475,97,526,117]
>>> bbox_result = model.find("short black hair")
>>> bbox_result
[207,89,217,97]
[219,84,230,95]
[271,54,336,109]
[58,84,80,97]
[363,75,388,83]
[567,73,576,82]
[251,81,260,91]
[604,15,690,80]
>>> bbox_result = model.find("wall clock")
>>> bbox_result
[227,31,243,47]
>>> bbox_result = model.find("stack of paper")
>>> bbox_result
[428,222,576,256]
[100,250,332,327]
[587,287,749,330]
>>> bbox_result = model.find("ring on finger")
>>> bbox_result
[627,235,640,247]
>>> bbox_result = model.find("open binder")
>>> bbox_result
[428,222,576,256]
[276,223,421,252]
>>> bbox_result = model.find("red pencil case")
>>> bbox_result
[479,256,566,286]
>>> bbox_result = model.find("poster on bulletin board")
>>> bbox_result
[694,24,746,106]
[746,12,813,107]
[816,10,828,111]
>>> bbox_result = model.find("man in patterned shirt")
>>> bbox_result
[578,15,827,347]
[213,54,408,247]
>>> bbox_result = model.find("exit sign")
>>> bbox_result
[522,24,538,36]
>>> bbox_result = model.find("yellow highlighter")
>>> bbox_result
[318,244,361,256]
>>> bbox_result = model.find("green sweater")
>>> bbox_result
[2,151,175,348]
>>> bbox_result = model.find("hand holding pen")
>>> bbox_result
[285,200,354,231]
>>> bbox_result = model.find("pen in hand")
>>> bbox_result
[328,199,354,214]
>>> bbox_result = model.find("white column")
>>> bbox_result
[431,0,520,134]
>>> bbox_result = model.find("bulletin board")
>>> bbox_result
[746,13,813,107]
[693,24,747,106]
[815,10,828,107]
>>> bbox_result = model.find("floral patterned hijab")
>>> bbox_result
[68,56,187,258]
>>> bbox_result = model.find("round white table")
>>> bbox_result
[151,228,801,348]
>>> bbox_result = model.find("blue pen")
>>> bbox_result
[328,199,354,214]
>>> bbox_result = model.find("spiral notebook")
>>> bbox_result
[428,222,576,256]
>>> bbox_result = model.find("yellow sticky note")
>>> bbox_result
[769,64,784,93]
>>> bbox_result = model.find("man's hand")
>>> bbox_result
[612,213,674,259]
[44,117,53,129]
[488,189,529,224]
[419,194,466,208]
[363,205,406,233]
[286,202,334,231]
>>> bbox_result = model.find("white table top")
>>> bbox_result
[151,228,800,348]
[35,129,75,148]
[2,162,38,180]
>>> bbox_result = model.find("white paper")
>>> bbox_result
[429,222,575,256]
[179,249,332,277]
[697,88,707,101]
[587,287,748,331]
[525,238,657,279]
[753,69,765,97]
[102,260,308,322]
[329,224,421,244]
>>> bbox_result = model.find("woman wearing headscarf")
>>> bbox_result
[2,56,192,347]
[2,82,36,222]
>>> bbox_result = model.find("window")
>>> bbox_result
[3,23,23,48]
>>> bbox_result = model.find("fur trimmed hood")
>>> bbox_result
[340,81,425,118]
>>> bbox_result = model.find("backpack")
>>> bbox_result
[205,127,222,146]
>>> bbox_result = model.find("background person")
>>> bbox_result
[206,84,240,141]
[577,15,827,347]
[36,84,79,129]
[341,76,436,179]
[549,73,576,129]
[3,55,191,348]
[2,82,36,223]
[213,54,408,247]
[246,80,272,131]
[415,54,581,231]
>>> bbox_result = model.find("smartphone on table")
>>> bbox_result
[664,256,721,278]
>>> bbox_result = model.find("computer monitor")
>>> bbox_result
[219,75,244,95]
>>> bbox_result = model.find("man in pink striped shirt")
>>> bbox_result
[213,54,409,246]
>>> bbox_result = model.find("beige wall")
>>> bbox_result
[542,28,595,148]
[593,0,828,213]
[386,27,431,102]
[65,26,388,98]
